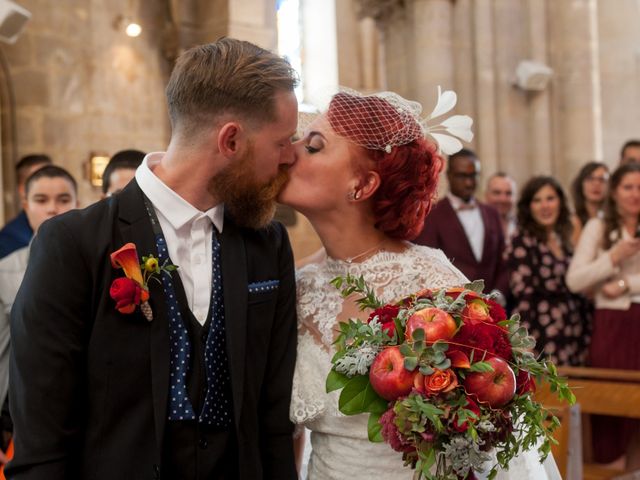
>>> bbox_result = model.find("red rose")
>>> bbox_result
[110,277,149,314]
[368,305,400,325]
[516,369,536,395]
[452,396,481,432]
[381,321,396,338]
[487,299,507,322]
[450,323,513,361]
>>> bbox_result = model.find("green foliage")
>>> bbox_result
[368,412,383,442]
[338,375,388,416]
[326,370,350,393]
[331,274,383,310]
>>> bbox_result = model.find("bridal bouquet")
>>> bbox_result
[326,276,574,480]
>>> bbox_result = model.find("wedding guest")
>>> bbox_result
[485,172,517,242]
[101,149,145,197]
[570,162,609,246]
[0,155,51,259]
[620,139,640,166]
[0,166,78,463]
[566,163,640,467]
[414,149,508,296]
[505,176,591,366]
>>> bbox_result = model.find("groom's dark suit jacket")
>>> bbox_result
[7,181,298,479]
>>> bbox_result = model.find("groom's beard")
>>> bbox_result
[210,143,290,229]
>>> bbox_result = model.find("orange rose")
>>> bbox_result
[462,299,491,325]
[414,369,459,396]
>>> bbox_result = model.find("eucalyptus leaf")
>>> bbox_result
[399,344,414,357]
[404,356,418,371]
[469,361,494,373]
[412,328,425,342]
[420,365,434,375]
[464,279,485,293]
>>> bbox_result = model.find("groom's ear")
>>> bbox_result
[217,122,246,159]
[356,171,381,200]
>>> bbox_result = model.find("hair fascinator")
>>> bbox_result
[306,86,474,155]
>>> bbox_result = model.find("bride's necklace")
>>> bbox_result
[330,241,386,264]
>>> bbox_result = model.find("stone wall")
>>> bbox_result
[343,0,640,194]
[0,0,173,216]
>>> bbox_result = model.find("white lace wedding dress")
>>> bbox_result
[290,243,562,480]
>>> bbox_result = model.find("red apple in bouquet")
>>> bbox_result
[405,307,457,342]
[369,346,416,401]
[464,356,516,407]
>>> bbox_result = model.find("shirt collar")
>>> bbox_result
[135,152,224,232]
[447,193,477,210]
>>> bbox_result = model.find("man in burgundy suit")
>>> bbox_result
[415,148,508,295]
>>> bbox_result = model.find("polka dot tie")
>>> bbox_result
[199,228,232,427]
[156,234,196,422]
[157,229,232,427]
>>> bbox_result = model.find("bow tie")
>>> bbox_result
[457,202,476,211]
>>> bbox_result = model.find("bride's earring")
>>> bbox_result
[347,190,362,201]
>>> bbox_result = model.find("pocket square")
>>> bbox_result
[248,280,279,293]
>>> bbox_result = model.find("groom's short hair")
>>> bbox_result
[165,37,298,135]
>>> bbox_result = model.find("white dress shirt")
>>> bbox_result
[135,152,224,325]
[448,193,484,262]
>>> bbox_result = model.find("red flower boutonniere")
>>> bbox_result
[109,243,177,321]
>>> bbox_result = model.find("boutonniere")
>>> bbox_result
[109,243,178,321]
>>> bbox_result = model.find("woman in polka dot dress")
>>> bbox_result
[505,176,592,366]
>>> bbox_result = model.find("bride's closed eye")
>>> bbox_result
[303,131,326,154]
[305,145,321,154]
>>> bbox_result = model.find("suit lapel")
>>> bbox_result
[116,181,169,454]
[442,197,479,265]
[219,218,247,427]
[478,204,492,264]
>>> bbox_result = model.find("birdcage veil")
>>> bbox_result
[297,86,473,155]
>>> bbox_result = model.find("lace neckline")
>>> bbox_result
[322,241,417,274]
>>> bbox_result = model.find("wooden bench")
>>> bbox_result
[536,367,640,480]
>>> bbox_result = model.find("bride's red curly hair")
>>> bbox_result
[327,92,443,240]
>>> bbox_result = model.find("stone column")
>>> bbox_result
[471,0,499,179]
[170,0,278,51]
[524,0,553,177]
[547,0,602,183]
[409,0,454,109]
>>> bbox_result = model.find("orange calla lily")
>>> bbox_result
[447,350,471,369]
[110,243,144,285]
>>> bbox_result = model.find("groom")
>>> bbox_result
[7,38,299,479]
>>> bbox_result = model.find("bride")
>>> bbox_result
[278,90,562,479]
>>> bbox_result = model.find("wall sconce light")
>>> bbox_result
[113,14,142,37]
[514,60,553,92]
[87,153,110,187]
